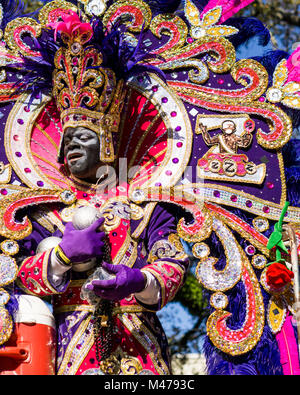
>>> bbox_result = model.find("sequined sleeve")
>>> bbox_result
[17,249,70,296]
[16,215,70,296]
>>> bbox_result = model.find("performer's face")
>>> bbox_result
[222,120,236,135]
[64,127,100,181]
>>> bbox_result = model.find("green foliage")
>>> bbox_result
[175,272,208,318]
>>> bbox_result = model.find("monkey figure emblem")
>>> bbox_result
[197,117,266,184]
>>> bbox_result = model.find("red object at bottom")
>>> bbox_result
[0,322,56,375]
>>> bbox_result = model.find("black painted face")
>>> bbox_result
[63,127,100,182]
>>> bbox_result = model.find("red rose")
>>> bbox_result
[266,262,294,290]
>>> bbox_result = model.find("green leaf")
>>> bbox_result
[276,240,288,253]
[266,231,282,250]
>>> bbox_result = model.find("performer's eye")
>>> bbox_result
[80,134,90,141]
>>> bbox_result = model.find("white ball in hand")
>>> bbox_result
[72,206,101,230]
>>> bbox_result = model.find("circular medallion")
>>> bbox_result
[192,242,210,260]
[252,217,269,233]
[60,190,76,205]
[210,292,229,310]
[0,240,19,256]
[266,87,283,103]
[252,254,267,270]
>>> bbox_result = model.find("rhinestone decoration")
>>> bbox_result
[210,292,228,310]
[130,189,145,203]
[0,240,19,256]
[251,254,267,270]
[82,368,105,375]
[0,254,18,287]
[191,26,206,39]
[245,245,256,256]
[60,190,76,205]
[266,87,283,103]
[139,370,155,375]
[252,217,269,233]
[192,242,210,260]
[85,0,108,17]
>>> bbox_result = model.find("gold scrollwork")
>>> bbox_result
[0,306,13,346]
[150,14,188,56]
[4,18,42,57]
[38,0,77,26]
[103,0,152,32]
[206,253,265,356]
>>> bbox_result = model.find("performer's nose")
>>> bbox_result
[68,137,81,150]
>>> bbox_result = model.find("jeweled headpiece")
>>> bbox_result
[51,11,126,163]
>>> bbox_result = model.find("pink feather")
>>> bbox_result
[48,10,93,43]
[201,0,255,24]
[276,315,300,375]
[287,47,300,83]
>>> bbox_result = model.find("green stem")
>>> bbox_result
[276,248,282,262]
[278,201,290,231]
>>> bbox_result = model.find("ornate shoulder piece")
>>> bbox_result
[0,188,75,240]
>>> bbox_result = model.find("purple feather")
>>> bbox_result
[228,17,271,49]
[0,0,26,28]
[90,19,166,81]
[8,29,59,105]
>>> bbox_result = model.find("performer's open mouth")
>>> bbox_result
[67,152,84,163]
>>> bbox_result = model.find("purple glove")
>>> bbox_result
[59,217,106,263]
[85,262,146,301]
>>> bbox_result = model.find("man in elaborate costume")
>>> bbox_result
[0,0,190,375]
[1,0,300,376]
[16,125,189,375]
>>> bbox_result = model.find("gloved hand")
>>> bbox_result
[85,262,146,301]
[59,217,106,264]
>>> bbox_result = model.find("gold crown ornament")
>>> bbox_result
[51,11,126,164]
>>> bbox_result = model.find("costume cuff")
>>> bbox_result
[17,249,70,296]
[134,270,160,305]
[140,260,186,309]
[48,249,72,288]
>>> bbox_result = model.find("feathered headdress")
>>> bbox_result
[10,8,165,164]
